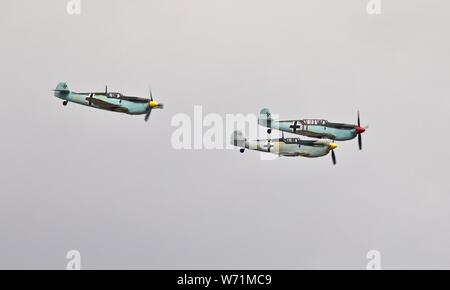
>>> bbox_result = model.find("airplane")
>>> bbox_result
[231,130,338,165]
[258,108,368,150]
[53,82,164,122]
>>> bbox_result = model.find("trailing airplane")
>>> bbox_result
[231,131,338,165]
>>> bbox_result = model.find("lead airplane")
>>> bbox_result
[258,108,368,150]
[53,82,164,122]
[231,130,338,165]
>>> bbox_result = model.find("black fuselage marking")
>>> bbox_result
[290,121,301,133]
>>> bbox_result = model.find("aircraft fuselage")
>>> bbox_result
[273,120,358,141]
[57,92,150,115]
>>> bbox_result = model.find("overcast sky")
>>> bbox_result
[1,0,450,269]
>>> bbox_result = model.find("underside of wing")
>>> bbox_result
[301,131,336,140]
[280,152,306,157]
[326,122,355,129]
[85,97,129,113]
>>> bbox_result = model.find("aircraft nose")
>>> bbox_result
[328,143,337,150]
[355,126,366,134]
[149,100,159,108]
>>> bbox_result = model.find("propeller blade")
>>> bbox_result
[358,133,362,150]
[105,85,107,94]
[149,87,153,101]
[145,109,152,122]
[331,149,336,165]
[357,111,363,150]
[357,110,361,127]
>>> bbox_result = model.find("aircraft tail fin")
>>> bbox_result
[258,108,273,127]
[53,82,70,97]
[230,130,246,147]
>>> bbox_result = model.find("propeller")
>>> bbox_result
[355,111,366,150]
[144,109,151,122]
[329,142,337,165]
[358,133,362,150]
[144,87,164,122]
[145,87,153,122]
[105,85,108,94]
[358,111,361,150]
[150,87,164,108]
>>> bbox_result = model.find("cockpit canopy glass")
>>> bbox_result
[107,93,122,98]
[283,137,301,144]
[302,119,327,125]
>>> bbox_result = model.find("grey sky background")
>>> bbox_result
[1,0,450,269]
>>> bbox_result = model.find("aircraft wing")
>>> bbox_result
[280,152,307,157]
[85,97,129,113]
[326,122,355,129]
